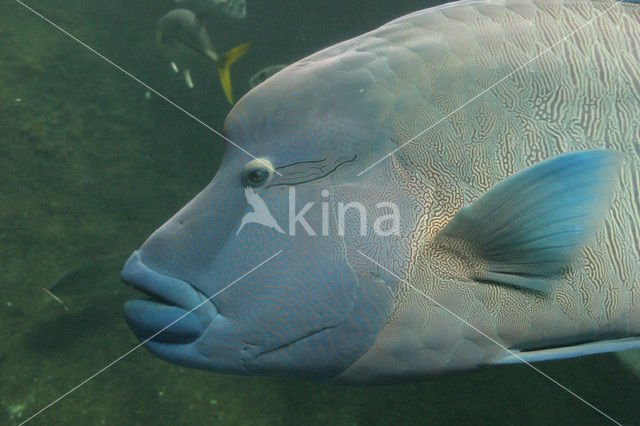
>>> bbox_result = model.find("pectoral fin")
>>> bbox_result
[217,42,252,104]
[435,150,623,293]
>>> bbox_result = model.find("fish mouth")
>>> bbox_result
[121,251,216,345]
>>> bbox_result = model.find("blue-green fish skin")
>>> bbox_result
[123,0,640,384]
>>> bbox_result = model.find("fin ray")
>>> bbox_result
[436,150,623,293]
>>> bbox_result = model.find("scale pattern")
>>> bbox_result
[341,0,640,381]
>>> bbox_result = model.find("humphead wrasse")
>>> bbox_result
[123,0,640,384]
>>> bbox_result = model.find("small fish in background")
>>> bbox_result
[44,253,131,312]
[175,0,247,20]
[156,9,251,103]
[249,64,287,88]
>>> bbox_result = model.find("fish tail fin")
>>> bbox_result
[217,42,252,104]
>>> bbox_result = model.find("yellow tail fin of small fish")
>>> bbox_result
[217,42,252,104]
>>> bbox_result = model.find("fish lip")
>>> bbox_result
[123,298,207,344]
[121,250,218,318]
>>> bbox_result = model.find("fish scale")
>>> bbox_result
[339,0,640,382]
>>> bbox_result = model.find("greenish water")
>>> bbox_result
[1,0,639,424]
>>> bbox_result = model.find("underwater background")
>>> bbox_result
[1,0,639,424]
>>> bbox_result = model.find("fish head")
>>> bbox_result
[122,52,419,380]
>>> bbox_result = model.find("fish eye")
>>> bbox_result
[242,158,274,187]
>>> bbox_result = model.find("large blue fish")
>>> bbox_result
[122,0,640,384]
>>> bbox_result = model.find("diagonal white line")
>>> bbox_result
[356,249,621,425]
[14,0,281,176]
[18,250,283,425]
[358,1,621,176]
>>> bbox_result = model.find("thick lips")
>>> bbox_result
[121,251,216,344]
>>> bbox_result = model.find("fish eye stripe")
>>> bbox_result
[266,154,357,188]
[276,158,328,169]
